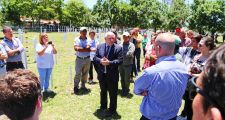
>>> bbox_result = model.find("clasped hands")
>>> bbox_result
[100,57,110,66]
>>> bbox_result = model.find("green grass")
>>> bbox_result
[1,32,224,120]
[21,32,142,120]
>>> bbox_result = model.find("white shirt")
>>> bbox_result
[36,44,54,68]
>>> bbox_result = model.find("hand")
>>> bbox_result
[8,50,15,56]
[141,91,147,96]
[100,57,110,66]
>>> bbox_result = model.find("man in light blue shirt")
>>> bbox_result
[0,44,8,77]
[2,26,24,71]
[73,27,91,94]
[134,33,190,120]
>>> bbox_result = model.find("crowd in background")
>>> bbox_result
[0,26,225,120]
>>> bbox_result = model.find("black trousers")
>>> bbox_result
[99,73,118,113]
[6,61,24,71]
[88,61,97,80]
[135,48,141,71]
[140,115,177,120]
[143,48,146,58]
[131,57,138,77]
[181,91,193,120]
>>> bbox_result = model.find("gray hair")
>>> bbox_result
[156,33,175,54]
[3,26,12,33]
[104,32,115,39]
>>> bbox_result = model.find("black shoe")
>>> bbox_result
[80,87,88,92]
[73,87,79,94]
[103,110,114,117]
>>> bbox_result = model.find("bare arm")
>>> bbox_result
[52,44,57,54]
[37,45,48,56]
[74,45,91,52]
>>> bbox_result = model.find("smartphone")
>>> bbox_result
[48,41,52,44]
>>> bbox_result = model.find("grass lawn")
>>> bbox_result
[0,31,224,120]
[21,32,143,120]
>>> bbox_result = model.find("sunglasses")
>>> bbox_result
[198,44,203,47]
[189,76,225,116]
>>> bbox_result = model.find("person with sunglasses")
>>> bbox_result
[191,43,225,120]
[189,36,215,76]
[0,69,42,120]
[134,33,190,120]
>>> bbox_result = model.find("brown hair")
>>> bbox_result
[0,69,41,120]
[39,33,48,45]
[202,36,215,50]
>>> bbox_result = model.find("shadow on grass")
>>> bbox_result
[117,89,133,99]
[88,81,98,85]
[74,88,91,96]
[43,91,56,101]
[93,109,121,120]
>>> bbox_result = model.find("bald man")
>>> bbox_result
[134,33,190,120]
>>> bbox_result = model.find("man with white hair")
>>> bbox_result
[93,32,123,117]
[134,33,190,120]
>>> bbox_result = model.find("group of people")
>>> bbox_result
[0,26,57,93]
[0,26,225,120]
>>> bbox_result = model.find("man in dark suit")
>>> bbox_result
[93,32,123,117]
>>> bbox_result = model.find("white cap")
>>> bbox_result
[80,27,87,31]
[122,32,130,36]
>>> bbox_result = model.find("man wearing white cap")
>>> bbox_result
[119,32,135,96]
[73,27,91,94]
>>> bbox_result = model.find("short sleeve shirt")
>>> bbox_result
[36,44,54,68]
[74,37,91,57]
[0,44,7,66]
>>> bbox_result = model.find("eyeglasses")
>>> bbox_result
[198,44,203,47]
[189,76,225,116]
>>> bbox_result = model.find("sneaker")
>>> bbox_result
[73,87,79,94]
[88,80,94,84]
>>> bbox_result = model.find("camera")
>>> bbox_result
[48,41,52,44]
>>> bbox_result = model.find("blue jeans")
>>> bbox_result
[38,68,53,90]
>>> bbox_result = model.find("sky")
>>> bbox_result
[65,0,193,9]
[83,0,97,9]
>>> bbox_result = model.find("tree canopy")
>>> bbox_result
[0,0,224,33]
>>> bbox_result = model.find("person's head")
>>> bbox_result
[89,30,96,40]
[0,69,42,120]
[80,27,87,38]
[175,28,186,40]
[39,33,48,45]
[111,29,118,43]
[191,34,202,50]
[130,29,136,37]
[198,36,215,54]
[122,32,130,43]
[174,35,181,53]
[192,43,225,120]
[105,32,115,46]
[154,33,175,58]
[187,30,194,39]
[3,26,13,40]
[143,33,147,38]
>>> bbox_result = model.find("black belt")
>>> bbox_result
[7,61,23,64]
[77,56,90,59]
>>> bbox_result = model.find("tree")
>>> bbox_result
[166,0,190,30]
[0,0,63,26]
[61,0,89,26]
[189,0,225,34]
[92,0,120,28]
